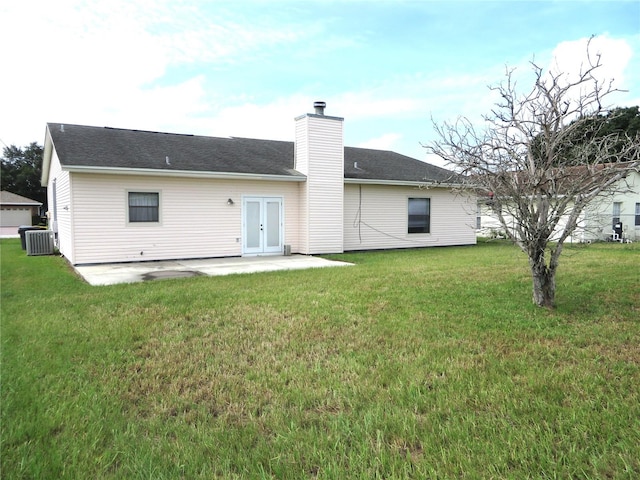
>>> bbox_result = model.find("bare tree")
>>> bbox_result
[428,40,640,308]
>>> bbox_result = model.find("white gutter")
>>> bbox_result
[63,165,307,182]
[344,177,463,187]
[60,165,463,187]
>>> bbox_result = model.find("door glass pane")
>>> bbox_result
[246,201,261,249]
[266,201,280,247]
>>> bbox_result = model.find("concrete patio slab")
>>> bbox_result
[74,255,353,286]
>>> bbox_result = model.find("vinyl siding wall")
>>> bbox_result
[295,114,344,254]
[68,173,300,265]
[295,120,310,252]
[477,171,640,242]
[47,149,75,262]
[581,171,640,241]
[344,183,477,251]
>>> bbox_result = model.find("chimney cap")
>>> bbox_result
[313,101,326,115]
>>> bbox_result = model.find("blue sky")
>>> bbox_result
[1,0,638,167]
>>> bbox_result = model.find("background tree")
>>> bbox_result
[428,42,640,308]
[1,142,46,207]
[596,105,640,139]
[587,106,639,158]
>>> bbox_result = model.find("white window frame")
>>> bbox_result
[127,190,161,225]
[408,197,430,234]
[612,202,622,227]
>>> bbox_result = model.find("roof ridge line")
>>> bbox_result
[103,126,194,137]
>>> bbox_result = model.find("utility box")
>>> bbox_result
[25,230,55,256]
[613,222,623,241]
[283,244,291,256]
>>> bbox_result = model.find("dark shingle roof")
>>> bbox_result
[344,146,455,183]
[47,123,456,184]
[48,124,298,176]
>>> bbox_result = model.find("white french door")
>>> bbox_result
[243,197,283,255]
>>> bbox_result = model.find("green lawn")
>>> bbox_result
[1,238,639,479]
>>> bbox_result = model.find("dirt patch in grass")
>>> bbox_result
[120,308,274,420]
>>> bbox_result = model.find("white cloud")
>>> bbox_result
[357,133,402,151]
[1,0,637,168]
[0,0,315,147]
[549,35,633,88]
[200,95,313,140]
[76,76,210,135]
[540,35,636,113]
[0,0,171,146]
[332,92,421,120]
[424,153,449,169]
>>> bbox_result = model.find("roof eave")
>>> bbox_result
[41,126,53,186]
[344,177,462,187]
[63,165,307,182]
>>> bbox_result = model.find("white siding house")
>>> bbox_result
[344,184,476,251]
[41,103,476,265]
[477,169,640,242]
[577,170,640,242]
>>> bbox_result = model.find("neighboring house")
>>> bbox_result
[40,104,477,265]
[476,169,640,242]
[0,191,42,236]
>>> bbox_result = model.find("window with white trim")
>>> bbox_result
[635,203,640,226]
[128,192,159,223]
[408,198,430,234]
[612,202,621,228]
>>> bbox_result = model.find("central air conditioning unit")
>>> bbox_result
[26,230,55,256]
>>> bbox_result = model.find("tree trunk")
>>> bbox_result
[530,259,556,308]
